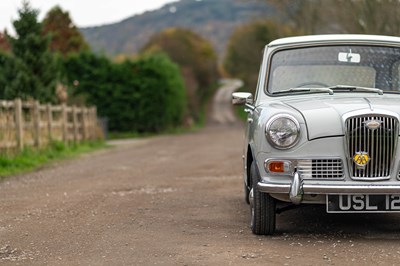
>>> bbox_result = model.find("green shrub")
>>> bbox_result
[63,52,186,133]
[126,54,186,132]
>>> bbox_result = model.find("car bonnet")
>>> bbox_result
[282,96,400,140]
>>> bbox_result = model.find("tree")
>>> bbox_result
[268,0,400,36]
[141,28,219,121]
[0,52,18,97]
[0,31,11,52]
[268,0,324,35]
[327,0,400,35]
[42,6,89,56]
[6,1,59,102]
[223,20,296,92]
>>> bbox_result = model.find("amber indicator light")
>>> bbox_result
[269,162,285,173]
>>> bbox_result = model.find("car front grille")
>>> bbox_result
[345,115,398,180]
[297,159,344,179]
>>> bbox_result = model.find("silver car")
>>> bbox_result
[233,34,400,235]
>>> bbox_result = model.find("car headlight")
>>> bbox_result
[266,114,300,149]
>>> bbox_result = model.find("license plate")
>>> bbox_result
[327,194,400,213]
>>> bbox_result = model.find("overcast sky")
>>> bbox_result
[0,0,178,33]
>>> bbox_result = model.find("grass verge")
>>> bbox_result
[0,141,107,178]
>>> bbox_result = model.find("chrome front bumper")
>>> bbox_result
[258,173,400,204]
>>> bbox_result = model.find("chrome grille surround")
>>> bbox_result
[345,112,399,180]
[297,159,344,179]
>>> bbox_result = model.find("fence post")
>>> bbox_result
[14,98,23,151]
[72,106,78,142]
[33,100,40,147]
[93,106,97,140]
[47,104,53,142]
[61,103,68,144]
[81,108,87,141]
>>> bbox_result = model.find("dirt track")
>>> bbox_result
[2,84,400,265]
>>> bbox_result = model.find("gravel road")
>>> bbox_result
[210,79,243,125]
[2,83,400,265]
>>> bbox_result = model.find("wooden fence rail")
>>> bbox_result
[0,98,99,151]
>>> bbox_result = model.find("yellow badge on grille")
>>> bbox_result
[353,152,370,168]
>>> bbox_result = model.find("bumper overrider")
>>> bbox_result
[257,172,400,204]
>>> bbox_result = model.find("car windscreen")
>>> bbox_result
[267,45,400,94]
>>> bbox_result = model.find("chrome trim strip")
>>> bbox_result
[258,182,400,195]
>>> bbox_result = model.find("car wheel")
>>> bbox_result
[249,161,276,235]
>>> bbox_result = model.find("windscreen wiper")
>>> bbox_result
[273,87,334,95]
[329,85,383,95]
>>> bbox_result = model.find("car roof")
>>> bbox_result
[267,34,400,48]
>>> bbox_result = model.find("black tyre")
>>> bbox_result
[244,180,250,204]
[250,161,276,235]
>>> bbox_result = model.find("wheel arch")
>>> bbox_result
[246,144,256,187]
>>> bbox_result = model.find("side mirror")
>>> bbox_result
[232,92,253,106]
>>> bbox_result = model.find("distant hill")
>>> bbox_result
[80,0,274,58]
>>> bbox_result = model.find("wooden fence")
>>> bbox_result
[0,99,99,151]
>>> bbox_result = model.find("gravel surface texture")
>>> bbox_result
[2,82,400,265]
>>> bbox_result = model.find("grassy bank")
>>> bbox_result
[0,141,106,178]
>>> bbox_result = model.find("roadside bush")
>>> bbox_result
[63,52,186,133]
[126,54,186,132]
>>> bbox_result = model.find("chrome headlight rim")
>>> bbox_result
[265,114,301,150]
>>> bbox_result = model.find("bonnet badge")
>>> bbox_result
[364,119,382,130]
